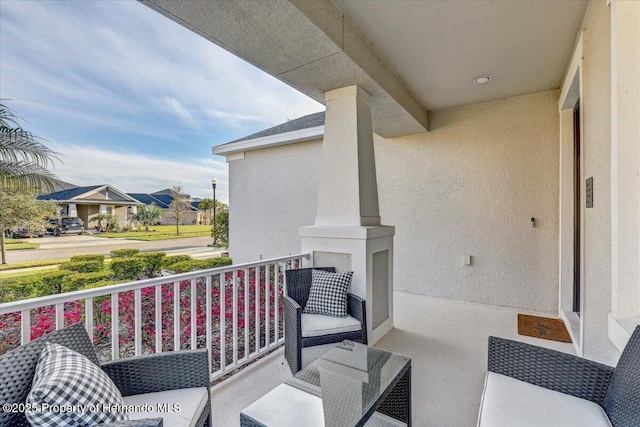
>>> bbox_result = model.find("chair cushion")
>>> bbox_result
[301,313,362,338]
[477,372,612,427]
[604,326,640,426]
[124,387,209,427]
[303,269,353,317]
[26,342,128,426]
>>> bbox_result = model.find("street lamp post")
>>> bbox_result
[211,177,217,246]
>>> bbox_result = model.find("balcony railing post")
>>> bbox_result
[244,268,249,359]
[111,293,119,360]
[219,273,226,373]
[20,310,30,345]
[155,285,162,353]
[190,278,197,350]
[173,281,180,352]
[135,289,142,356]
[206,275,212,375]
[265,264,270,349]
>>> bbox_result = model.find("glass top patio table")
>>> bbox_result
[240,340,412,427]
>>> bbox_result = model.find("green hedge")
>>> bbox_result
[32,271,70,296]
[0,278,35,303]
[135,252,166,277]
[59,260,103,273]
[109,257,145,280]
[163,255,192,268]
[169,257,233,273]
[70,254,105,264]
[62,271,114,293]
[110,248,140,258]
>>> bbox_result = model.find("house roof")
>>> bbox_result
[38,185,142,204]
[212,112,325,156]
[129,193,201,212]
[227,112,325,145]
[38,185,102,201]
[127,193,171,209]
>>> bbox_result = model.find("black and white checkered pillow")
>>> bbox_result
[26,342,128,426]
[303,269,353,317]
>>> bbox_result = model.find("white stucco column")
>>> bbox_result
[301,85,395,344]
[609,0,640,350]
[68,203,78,217]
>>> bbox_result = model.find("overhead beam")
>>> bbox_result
[139,0,428,137]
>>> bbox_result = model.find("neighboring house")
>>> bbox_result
[38,186,204,228]
[129,189,203,226]
[199,0,640,367]
[38,185,143,229]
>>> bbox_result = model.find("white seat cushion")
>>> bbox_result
[477,372,612,427]
[124,387,209,427]
[242,383,324,427]
[301,313,362,338]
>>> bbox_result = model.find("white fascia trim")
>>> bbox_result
[71,185,141,204]
[212,125,324,156]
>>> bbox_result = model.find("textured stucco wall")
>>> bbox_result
[228,91,560,313]
[577,0,618,365]
[377,90,560,312]
[228,140,322,263]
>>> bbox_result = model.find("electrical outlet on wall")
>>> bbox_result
[464,255,472,266]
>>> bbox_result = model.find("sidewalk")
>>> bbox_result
[0,246,229,277]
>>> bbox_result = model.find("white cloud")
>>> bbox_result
[49,141,230,203]
[1,0,325,205]
[0,0,324,145]
[164,98,194,125]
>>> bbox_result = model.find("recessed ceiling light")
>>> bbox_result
[473,76,492,84]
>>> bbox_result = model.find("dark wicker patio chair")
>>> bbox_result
[486,325,640,426]
[0,322,212,427]
[284,267,367,373]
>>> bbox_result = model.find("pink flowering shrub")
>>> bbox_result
[0,260,299,369]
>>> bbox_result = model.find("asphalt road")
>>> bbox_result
[4,235,220,264]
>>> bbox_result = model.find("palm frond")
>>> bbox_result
[0,161,59,193]
[0,126,60,167]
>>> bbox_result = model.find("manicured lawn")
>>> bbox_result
[5,239,39,250]
[0,268,57,280]
[0,259,69,271]
[94,225,211,241]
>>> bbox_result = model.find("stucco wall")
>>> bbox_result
[228,140,322,263]
[228,91,560,313]
[576,0,617,365]
[377,90,560,312]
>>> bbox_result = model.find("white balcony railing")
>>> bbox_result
[0,253,309,381]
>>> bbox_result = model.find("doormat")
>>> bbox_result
[517,314,572,343]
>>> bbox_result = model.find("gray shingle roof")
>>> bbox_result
[127,193,171,209]
[220,111,325,146]
[37,185,102,201]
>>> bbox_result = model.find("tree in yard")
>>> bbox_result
[198,198,214,225]
[0,191,56,264]
[92,213,118,232]
[1,102,60,192]
[168,185,192,235]
[211,202,229,247]
[131,203,162,232]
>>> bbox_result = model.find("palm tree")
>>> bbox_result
[198,198,214,224]
[132,203,162,232]
[0,102,60,192]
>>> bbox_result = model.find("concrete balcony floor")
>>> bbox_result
[211,291,574,426]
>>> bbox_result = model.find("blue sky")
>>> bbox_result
[0,0,324,202]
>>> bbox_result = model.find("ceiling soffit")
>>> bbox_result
[140,0,428,137]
